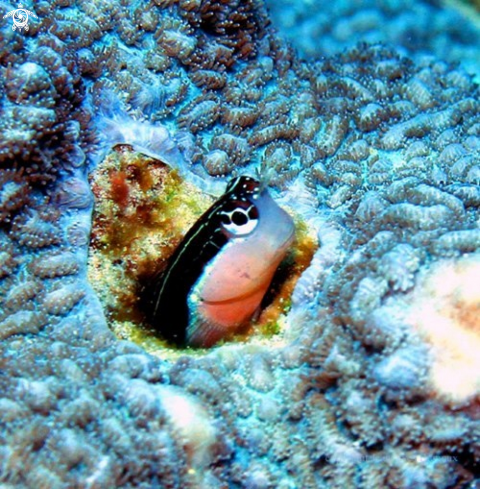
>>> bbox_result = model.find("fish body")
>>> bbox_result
[144,176,294,347]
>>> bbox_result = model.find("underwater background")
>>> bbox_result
[0,0,479,487]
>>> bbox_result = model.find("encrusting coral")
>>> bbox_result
[0,0,479,487]
[265,0,480,79]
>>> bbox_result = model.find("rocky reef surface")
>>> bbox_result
[0,0,479,487]
[265,0,480,79]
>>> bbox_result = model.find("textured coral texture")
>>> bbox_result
[0,0,479,487]
[266,0,480,79]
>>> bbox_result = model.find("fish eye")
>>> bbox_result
[232,210,248,226]
[220,206,258,236]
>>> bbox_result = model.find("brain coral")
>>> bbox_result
[265,0,480,79]
[0,0,479,487]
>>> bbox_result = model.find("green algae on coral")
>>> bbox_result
[88,147,213,334]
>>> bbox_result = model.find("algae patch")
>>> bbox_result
[88,147,212,348]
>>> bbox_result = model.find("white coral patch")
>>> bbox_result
[374,346,427,390]
[157,385,217,472]
[406,253,480,403]
[289,215,344,312]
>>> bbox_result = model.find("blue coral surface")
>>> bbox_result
[0,0,479,488]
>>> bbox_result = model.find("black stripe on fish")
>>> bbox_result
[142,176,261,346]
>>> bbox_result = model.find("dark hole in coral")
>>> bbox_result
[313,455,332,471]
[363,441,384,453]
[450,448,480,477]
[362,343,384,355]
[337,419,360,441]
[260,248,295,310]
[378,395,398,411]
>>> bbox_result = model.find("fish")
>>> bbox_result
[143,175,295,348]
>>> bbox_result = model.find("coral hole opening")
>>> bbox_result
[88,148,316,358]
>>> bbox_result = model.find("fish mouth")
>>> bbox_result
[281,228,295,249]
[270,227,295,257]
